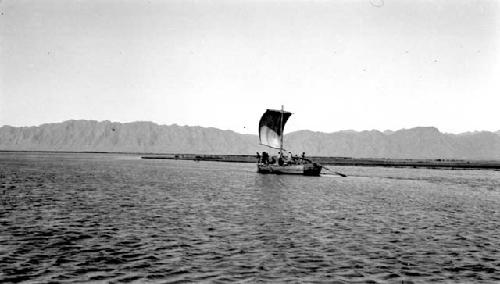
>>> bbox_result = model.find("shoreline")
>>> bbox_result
[141,154,500,170]
[1,150,499,170]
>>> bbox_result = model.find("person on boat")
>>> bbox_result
[301,152,311,164]
[256,152,261,163]
[278,156,284,166]
[270,156,276,164]
[262,152,269,164]
[301,152,312,163]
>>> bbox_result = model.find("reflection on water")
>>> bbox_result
[1,152,500,283]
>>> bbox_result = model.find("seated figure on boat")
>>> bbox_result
[261,152,269,165]
[278,156,284,166]
[257,151,309,166]
[270,155,277,164]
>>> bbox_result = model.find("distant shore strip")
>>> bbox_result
[0,150,498,170]
[141,154,500,170]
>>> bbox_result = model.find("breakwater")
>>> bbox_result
[141,154,500,170]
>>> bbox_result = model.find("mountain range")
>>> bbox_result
[1,120,499,160]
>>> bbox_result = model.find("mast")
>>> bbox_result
[280,105,284,157]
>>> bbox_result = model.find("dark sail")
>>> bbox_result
[259,109,292,148]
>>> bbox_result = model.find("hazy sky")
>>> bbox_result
[1,0,499,134]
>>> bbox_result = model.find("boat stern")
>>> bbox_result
[303,163,322,176]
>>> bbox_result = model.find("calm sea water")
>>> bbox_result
[1,152,500,283]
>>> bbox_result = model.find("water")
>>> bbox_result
[1,152,500,283]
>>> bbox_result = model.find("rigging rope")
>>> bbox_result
[322,165,347,177]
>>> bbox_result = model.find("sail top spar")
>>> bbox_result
[258,108,292,149]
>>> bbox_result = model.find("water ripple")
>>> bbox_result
[1,152,500,283]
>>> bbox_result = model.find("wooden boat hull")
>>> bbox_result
[257,163,322,176]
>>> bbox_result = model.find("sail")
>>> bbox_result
[259,109,292,148]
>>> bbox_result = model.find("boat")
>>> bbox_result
[257,106,322,176]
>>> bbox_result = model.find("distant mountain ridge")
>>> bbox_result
[1,120,499,160]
